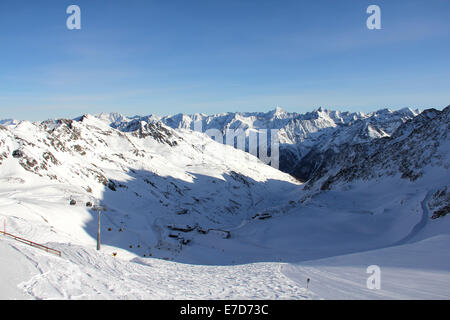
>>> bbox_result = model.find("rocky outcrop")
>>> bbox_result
[304,106,450,191]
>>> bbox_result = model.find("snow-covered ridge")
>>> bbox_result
[0,107,422,180]
[88,107,420,180]
[93,107,420,144]
[305,105,450,194]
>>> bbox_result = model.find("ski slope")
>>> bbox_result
[283,235,450,300]
[0,236,309,300]
[1,169,449,300]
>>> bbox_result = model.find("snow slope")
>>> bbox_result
[0,238,307,300]
[283,234,450,300]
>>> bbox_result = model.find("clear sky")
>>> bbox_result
[0,0,449,121]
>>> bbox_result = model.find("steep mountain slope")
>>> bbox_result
[305,106,450,196]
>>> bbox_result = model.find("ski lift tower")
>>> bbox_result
[92,205,107,251]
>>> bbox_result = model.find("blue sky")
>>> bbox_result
[0,0,449,121]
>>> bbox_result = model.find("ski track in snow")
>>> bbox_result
[281,235,450,300]
[391,190,434,246]
[7,240,309,300]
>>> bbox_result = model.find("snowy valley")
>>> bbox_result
[0,106,449,300]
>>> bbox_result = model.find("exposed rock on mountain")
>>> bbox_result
[93,107,419,180]
[429,186,450,219]
[304,106,449,191]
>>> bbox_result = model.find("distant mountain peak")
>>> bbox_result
[274,105,284,113]
[266,105,286,119]
[0,118,20,126]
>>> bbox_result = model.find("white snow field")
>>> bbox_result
[0,111,449,300]
[0,239,308,300]
[283,234,450,300]
[1,173,449,300]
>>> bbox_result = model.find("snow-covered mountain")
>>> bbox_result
[0,105,449,300]
[92,107,419,180]
[0,115,301,255]
[305,106,450,193]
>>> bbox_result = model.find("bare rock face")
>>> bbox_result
[12,149,23,158]
[121,120,178,146]
[429,186,450,219]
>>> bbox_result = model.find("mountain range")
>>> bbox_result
[91,106,421,180]
[0,105,449,299]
